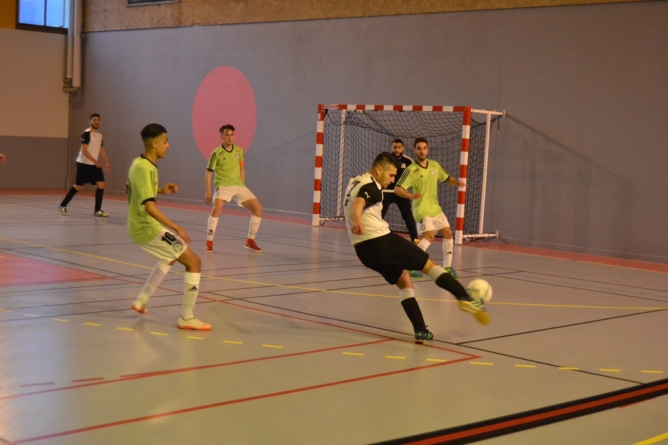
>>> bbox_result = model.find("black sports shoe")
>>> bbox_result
[414,329,434,343]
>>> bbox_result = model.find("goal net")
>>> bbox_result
[312,104,502,244]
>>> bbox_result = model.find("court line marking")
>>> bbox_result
[558,367,580,371]
[385,355,406,360]
[427,358,447,363]
[54,318,70,322]
[187,336,205,341]
[5,356,472,444]
[116,327,134,331]
[149,332,168,336]
[84,322,101,327]
[515,364,536,368]
[470,361,494,366]
[600,369,621,373]
[262,344,283,349]
[641,370,664,374]
[2,236,666,312]
[343,352,364,356]
[633,432,668,445]
[223,340,243,344]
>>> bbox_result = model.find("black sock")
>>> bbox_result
[60,187,78,207]
[435,272,470,301]
[401,297,427,332]
[95,188,104,212]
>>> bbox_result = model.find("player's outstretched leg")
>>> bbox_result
[58,184,82,215]
[242,198,263,253]
[93,182,108,217]
[206,199,224,253]
[440,227,457,278]
[423,260,490,326]
[396,271,432,342]
[175,248,211,330]
[132,261,171,314]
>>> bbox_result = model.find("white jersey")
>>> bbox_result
[343,173,391,245]
[77,129,103,165]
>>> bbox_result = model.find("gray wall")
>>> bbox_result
[0,137,69,189]
[72,2,668,262]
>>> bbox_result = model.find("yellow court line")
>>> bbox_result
[343,352,364,356]
[515,364,537,368]
[641,370,664,374]
[84,322,101,327]
[262,344,283,349]
[116,327,134,331]
[223,340,243,345]
[426,358,447,363]
[1,235,667,312]
[558,367,579,371]
[0,308,9,312]
[600,368,621,373]
[150,331,169,336]
[470,361,494,366]
[187,336,205,340]
[633,432,668,445]
[53,318,70,322]
[385,356,406,360]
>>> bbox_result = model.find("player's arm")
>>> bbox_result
[204,170,214,204]
[350,197,366,235]
[394,186,422,200]
[240,160,245,183]
[144,201,191,244]
[80,144,101,167]
[445,176,465,187]
[99,146,111,172]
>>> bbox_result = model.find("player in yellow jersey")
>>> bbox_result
[204,124,264,253]
[395,138,464,278]
[127,124,211,330]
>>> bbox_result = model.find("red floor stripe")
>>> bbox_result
[71,378,105,383]
[7,357,470,444]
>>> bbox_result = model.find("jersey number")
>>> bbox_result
[162,232,177,245]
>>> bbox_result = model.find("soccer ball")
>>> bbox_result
[467,279,492,304]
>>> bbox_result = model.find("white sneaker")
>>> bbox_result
[177,317,212,330]
[131,300,147,314]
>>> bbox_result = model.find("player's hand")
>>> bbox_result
[204,192,212,205]
[0,154,5,162]
[105,162,111,172]
[163,183,178,194]
[175,226,191,244]
[411,192,422,200]
[94,160,102,168]
[351,223,365,235]
[454,178,465,187]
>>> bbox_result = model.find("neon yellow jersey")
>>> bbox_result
[395,159,450,222]
[126,155,162,244]
[207,145,245,187]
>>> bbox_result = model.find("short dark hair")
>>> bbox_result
[141,123,167,142]
[372,152,399,169]
[391,138,404,146]
[90,113,100,120]
[219,124,235,133]
[414,137,428,148]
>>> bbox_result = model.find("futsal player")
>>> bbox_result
[58,113,111,217]
[344,152,489,341]
[204,124,263,253]
[395,138,463,278]
[128,123,211,330]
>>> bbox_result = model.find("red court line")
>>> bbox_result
[0,339,392,401]
[7,356,471,445]
[71,378,104,383]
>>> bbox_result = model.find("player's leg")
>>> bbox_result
[240,191,263,252]
[435,214,456,277]
[59,163,86,214]
[93,178,108,216]
[421,259,489,325]
[380,191,394,219]
[174,247,211,330]
[396,196,419,242]
[206,195,225,252]
[396,270,432,342]
[131,260,172,314]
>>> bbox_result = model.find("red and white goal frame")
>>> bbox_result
[312,103,504,245]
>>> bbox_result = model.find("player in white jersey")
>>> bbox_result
[58,113,111,217]
[344,153,490,341]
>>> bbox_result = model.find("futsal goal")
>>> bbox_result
[312,104,504,245]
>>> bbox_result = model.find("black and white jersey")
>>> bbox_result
[343,173,391,244]
[76,130,104,165]
[384,154,413,190]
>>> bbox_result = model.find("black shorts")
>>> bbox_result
[354,232,429,285]
[75,162,105,186]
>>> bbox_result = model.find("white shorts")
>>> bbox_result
[417,213,450,234]
[138,228,188,263]
[213,186,257,205]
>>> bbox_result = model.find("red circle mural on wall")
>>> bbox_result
[192,66,257,160]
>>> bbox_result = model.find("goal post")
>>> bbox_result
[312,103,503,245]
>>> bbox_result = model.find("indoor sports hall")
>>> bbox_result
[1,1,667,445]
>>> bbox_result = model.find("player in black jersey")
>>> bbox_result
[381,139,419,243]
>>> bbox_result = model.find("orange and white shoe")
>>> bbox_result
[131,300,147,314]
[205,241,213,253]
[177,316,212,330]
[244,238,262,253]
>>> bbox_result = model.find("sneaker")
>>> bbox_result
[58,205,68,215]
[177,317,212,330]
[244,238,262,253]
[458,299,491,326]
[205,241,213,253]
[445,267,459,279]
[408,270,424,278]
[94,210,109,217]
[131,300,147,315]
[414,329,434,343]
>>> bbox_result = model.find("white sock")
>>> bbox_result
[427,265,447,281]
[207,216,219,241]
[181,272,201,320]
[443,238,453,268]
[399,287,415,302]
[137,262,171,305]
[417,239,431,251]
[248,216,261,240]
